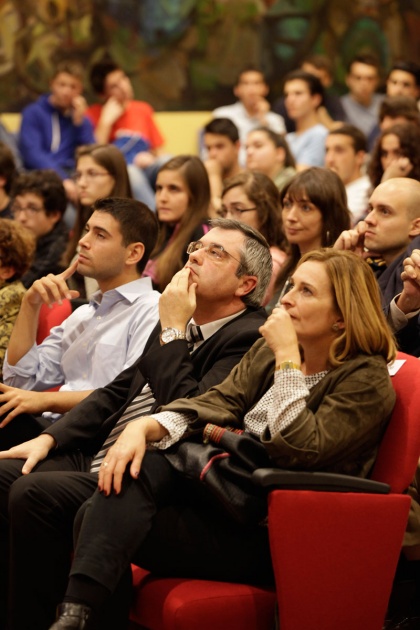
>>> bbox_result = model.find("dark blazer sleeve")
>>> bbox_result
[43,325,161,452]
[44,309,266,452]
[140,307,267,404]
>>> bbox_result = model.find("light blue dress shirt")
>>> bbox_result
[3,277,160,419]
[286,123,329,167]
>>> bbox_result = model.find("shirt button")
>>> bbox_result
[96,316,102,320]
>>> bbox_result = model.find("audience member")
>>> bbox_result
[25,248,396,630]
[220,171,287,303]
[0,141,17,219]
[378,95,420,131]
[0,219,272,630]
[268,167,351,310]
[245,126,296,191]
[143,155,211,292]
[340,54,384,140]
[368,94,420,149]
[273,54,346,132]
[86,58,167,209]
[283,70,328,169]
[325,124,371,224]
[386,61,420,101]
[0,197,160,449]
[18,60,95,207]
[0,219,35,379]
[367,122,420,188]
[64,143,133,299]
[201,118,243,216]
[334,177,420,356]
[10,170,69,288]
[212,65,285,165]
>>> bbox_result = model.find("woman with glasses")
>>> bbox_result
[143,155,211,292]
[65,144,133,267]
[245,126,296,192]
[10,170,69,288]
[49,249,396,630]
[268,167,351,310]
[220,171,287,303]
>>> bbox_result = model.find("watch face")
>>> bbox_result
[161,328,176,343]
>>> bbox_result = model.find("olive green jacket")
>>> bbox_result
[160,338,396,479]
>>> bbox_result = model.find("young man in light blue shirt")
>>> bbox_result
[0,197,160,446]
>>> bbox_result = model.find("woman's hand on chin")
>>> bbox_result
[259,307,301,365]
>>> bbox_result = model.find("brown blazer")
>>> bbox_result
[161,338,396,479]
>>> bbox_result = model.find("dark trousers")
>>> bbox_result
[0,413,46,450]
[0,451,95,630]
[1,450,273,630]
[70,451,273,611]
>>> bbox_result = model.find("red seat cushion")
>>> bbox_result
[130,566,276,630]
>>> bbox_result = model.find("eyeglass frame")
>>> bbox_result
[186,240,245,268]
[217,205,258,219]
[11,202,46,216]
[72,169,112,183]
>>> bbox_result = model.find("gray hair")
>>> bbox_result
[210,218,273,308]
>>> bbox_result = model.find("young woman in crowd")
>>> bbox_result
[65,143,133,265]
[0,219,35,378]
[368,122,420,188]
[245,126,297,192]
[143,155,211,292]
[64,143,133,297]
[220,170,287,303]
[268,167,351,309]
[50,248,396,630]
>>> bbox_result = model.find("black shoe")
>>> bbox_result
[49,603,94,629]
[383,615,420,629]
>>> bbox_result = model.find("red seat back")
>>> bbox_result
[371,351,420,492]
[36,300,72,344]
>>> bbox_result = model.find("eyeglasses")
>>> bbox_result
[11,203,45,216]
[186,241,243,266]
[217,205,257,219]
[73,170,111,183]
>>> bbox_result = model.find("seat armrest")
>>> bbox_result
[252,468,390,494]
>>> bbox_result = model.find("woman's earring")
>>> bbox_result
[332,323,340,332]
[326,230,331,245]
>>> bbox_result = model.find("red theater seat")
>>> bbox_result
[129,352,420,630]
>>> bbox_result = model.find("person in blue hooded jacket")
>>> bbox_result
[18,59,95,209]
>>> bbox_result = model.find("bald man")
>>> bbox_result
[334,178,420,356]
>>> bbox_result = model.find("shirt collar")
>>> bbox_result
[189,309,246,346]
[90,276,155,307]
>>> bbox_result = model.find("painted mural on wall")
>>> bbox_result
[0,0,419,112]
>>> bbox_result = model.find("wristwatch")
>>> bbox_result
[159,327,187,345]
[275,360,301,372]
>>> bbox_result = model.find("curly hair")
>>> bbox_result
[0,219,35,281]
[368,122,420,187]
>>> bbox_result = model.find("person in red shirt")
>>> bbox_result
[86,59,168,209]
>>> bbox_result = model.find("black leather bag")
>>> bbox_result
[164,424,271,525]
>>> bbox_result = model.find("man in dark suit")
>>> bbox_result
[0,219,272,630]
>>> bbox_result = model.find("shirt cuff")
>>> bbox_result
[2,343,39,383]
[389,295,420,332]
[148,411,192,449]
